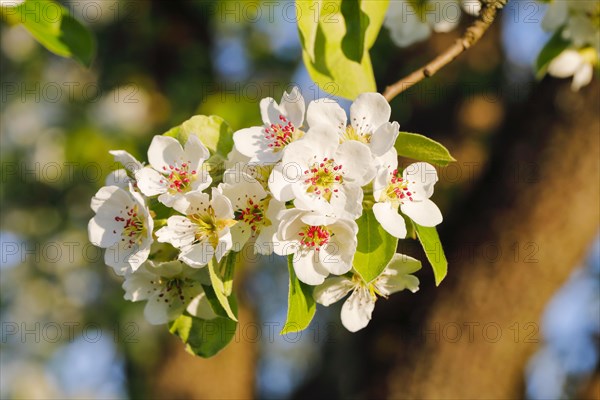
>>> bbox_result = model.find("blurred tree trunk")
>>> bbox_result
[378,80,600,399]
[150,303,257,399]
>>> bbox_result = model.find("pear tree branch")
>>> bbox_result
[383,0,509,102]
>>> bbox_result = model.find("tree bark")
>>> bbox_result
[150,304,257,399]
[379,80,600,398]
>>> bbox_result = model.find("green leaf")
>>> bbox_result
[297,0,322,62]
[161,115,234,158]
[179,115,234,157]
[535,29,570,79]
[281,255,316,334]
[296,0,389,99]
[202,284,234,319]
[395,131,456,166]
[169,313,237,358]
[353,209,398,283]
[4,0,95,66]
[207,257,238,322]
[414,224,447,286]
[162,125,181,139]
[219,252,237,297]
[341,0,368,63]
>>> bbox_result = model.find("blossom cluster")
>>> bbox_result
[88,88,443,333]
[543,1,599,91]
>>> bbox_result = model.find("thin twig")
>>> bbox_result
[383,0,508,102]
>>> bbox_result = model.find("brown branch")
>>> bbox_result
[383,0,508,102]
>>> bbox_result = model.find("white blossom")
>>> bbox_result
[156,188,236,268]
[123,260,216,325]
[372,150,442,238]
[274,209,358,285]
[233,87,306,164]
[306,92,400,159]
[105,150,143,188]
[547,49,595,91]
[269,133,374,219]
[218,178,285,255]
[314,254,421,332]
[135,135,212,209]
[88,185,153,275]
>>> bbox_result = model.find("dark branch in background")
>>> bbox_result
[383,0,508,102]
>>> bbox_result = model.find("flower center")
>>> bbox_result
[161,162,197,194]
[341,125,371,144]
[236,197,271,232]
[189,206,236,249]
[150,277,197,303]
[303,158,343,201]
[298,225,333,251]
[114,205,146,248]
[384,169,415,204]
[264,115,303,152]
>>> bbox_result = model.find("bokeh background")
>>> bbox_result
[1,0,598,399]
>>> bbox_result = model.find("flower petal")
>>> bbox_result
[335,140,376,185]
[211,189,235,220]
[260,96,283,126]
[376,253,421,295]
[148,135,183,172]
[156,216,196,248]
[230,221,253,249]
[215,231,233,262]
[135,167,167,197]
[88,215,121,248]
[105,169,130,188]
[268,164,296,202]
[187,291,218,320]
[109,150,143,173]
[332,183,364,219]
[183,135,210,169]
[279,86,305,127]
[90,185,131,213]
[313,277,354,306]
[572,61,593,91]
[401,199,443,227]
[293,250,329,285]
[547,50,583,78]
[373,202,407,238]
[306,98,347,132]
[180,242,214,268]
[370,121,399,157]
[350,92,391,135]
[144,296,170,325]
[233,126,275,162]
[341,288,375,332]
[403,162,438,199]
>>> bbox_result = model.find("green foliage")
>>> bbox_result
[353,209,398,283]
[281,255,316,334]
[168,312,237,358]
[395,131,456,166]
[207,257,238,322]
[535,29,570,78]
[296,0,389,99]
[219,252,237,297]
[341,0,368,63]
[414,224,448,286]
[2,0,95,66]
[163,115,234,158]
